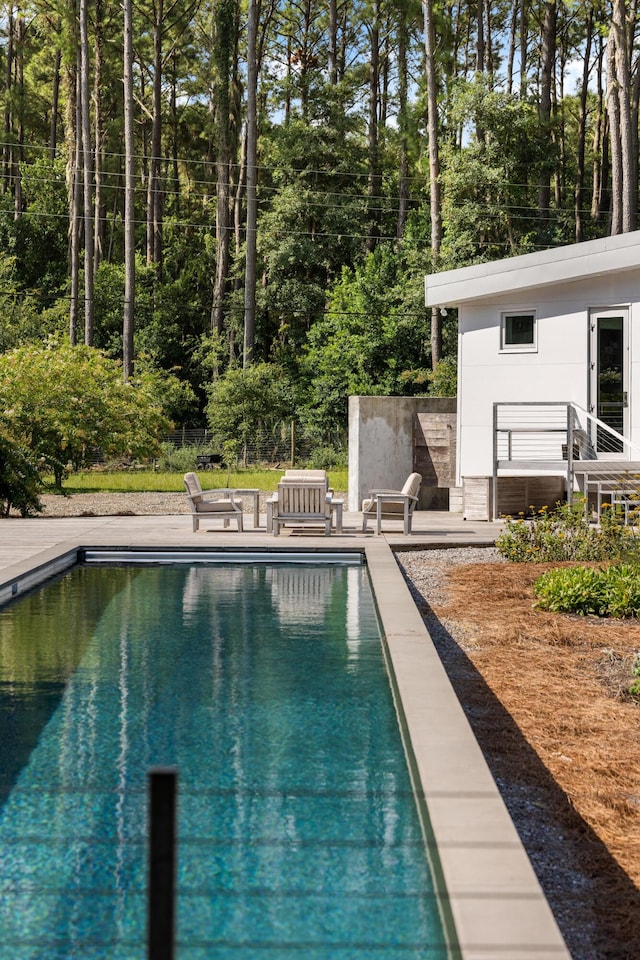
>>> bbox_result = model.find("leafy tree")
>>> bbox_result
[258,115,367,355]
[0,426,42,517]
[0,341,171,487]
[425,355,457,396]
[439,80,544,266]
[301,247,431,441]
[0,157,68,310]
[206,362,296,462]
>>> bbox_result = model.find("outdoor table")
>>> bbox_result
[330,498,344,533]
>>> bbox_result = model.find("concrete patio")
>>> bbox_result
[0,508,505,582]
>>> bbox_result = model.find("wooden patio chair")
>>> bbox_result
[361,472,422,535]
[183,472,244,533]
[271,480,332,536]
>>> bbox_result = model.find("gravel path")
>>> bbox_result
[38,492,190,517]
[395,546,604,960]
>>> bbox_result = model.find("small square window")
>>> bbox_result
[501,312,536,351]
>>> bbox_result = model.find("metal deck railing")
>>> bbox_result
[493,402,640,521]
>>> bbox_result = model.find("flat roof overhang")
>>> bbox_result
[425,229,640,308]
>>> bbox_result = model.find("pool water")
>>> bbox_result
[0,562,449,959]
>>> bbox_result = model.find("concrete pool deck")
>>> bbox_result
[0,510,570,959]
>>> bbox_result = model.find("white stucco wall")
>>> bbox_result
[458,270,640,478]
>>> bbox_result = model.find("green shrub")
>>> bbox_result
[154,443,225,474]
[304,445,347,470]
[496,498,636,562]
[534,563,640,618]
[0,429,42,517]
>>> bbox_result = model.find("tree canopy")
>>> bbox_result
[0,341,171,485]
[0,0,635,455]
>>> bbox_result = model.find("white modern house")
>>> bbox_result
[425,230,640,520]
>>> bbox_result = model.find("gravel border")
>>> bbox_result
[395,546,603,960]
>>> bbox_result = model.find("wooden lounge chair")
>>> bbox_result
[183,472,244,533]
[361,472,422,535]
[283,469,334,495]
[271,480,332,536]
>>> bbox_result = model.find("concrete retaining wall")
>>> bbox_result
[348,396,457,512]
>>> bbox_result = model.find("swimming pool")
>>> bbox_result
[0,561,450,959]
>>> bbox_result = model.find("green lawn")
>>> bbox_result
[52,468,349,495]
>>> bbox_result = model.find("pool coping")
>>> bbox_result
[365,539,571,960]
[0,537,571,960]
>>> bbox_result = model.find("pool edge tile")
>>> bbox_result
[365,541,572,960]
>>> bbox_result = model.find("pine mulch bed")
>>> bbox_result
[427,561,640,960]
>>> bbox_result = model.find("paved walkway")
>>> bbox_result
[0,509,504,586]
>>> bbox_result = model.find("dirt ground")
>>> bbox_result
[404,558,640,960]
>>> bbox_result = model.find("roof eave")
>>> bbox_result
[424,230,640,308]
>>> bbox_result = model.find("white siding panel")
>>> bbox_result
[457,270,640,478]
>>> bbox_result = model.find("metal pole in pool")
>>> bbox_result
[148,767,178,960]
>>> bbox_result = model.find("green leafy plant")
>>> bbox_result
[206,362,296,466]
[628,656,640,698]
[304,445,347,470]
[0,340,171,487]
[496,498,636,562]
[0,427,42,517]
[154,443,225,474]
[534,564,640,618]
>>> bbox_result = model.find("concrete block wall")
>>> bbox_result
[414,410,457,509]
[348,396,457,512]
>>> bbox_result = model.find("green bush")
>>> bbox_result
[534,563,640,618]
[154,443,226,474]
[304,445,348,470]
[496,498,636,562]
[0,428,42,517]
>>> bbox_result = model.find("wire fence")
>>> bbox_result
[161,424,345,469]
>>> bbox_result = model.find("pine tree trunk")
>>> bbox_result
[519,0,528,96]
[13,14,24,220]
[234,125,247,259]
[79,0,94,343]
[607,26,624,234]
[328,0,338,86]
[423,0,442,367]
[575,11,592,242]
[477,0,485,73]
[507,0,518,94]
[397,10,409,240]
[592,34,607,221]
[243,0,258,367]
[2,8,13,196]
[612,0,637,231]
[366,3,380,255]
[66,58,81,346]
[93,0,104,270]
[123,0,135,379]
[211,0,235,334]
[537,1,556,239]
[50,41,61,159]
[147,2,164,274]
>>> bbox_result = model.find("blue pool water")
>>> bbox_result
[0,562,449,958]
